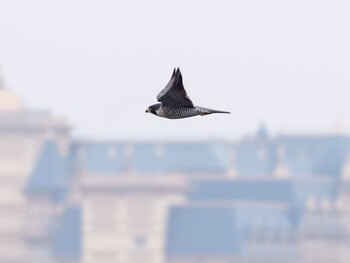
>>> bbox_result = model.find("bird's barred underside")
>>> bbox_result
[157,106,200,119]
[157,106,229,119]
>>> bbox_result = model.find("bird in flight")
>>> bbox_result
[146,68,230,119]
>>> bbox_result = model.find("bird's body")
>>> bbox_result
[151,103,229,119]
[146,68,230,119]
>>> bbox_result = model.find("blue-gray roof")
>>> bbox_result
[69,143,126,174]
[133,144,163,173]
[61,136,350,178]
[292,179,337,205]
[233,136,350,178]
[234,142,275,177]
[190,178,336,205]
[25,140,69,199]
[161,143,227,174]
[190,180,293,202]
[276,136,350,176]
[69,142,228,175]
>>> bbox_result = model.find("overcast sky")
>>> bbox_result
[0,0,349,140]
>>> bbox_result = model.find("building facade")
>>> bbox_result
[26,135,350,263]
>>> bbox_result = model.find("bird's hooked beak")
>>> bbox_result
[145,108,151,113]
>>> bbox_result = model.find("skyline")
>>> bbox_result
[0,0,349,140]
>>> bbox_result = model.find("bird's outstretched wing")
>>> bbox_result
[156,68,194,107]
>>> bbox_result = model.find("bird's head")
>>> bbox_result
[145,103,161,115]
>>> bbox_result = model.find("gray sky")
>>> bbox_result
[0,0,349,140]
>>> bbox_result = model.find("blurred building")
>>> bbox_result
[0,78,69,262]
[2,74,350,263]
[25,133,350,263]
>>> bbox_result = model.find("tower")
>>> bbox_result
[0,70,70,262]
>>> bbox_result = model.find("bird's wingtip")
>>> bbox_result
[172,67,181,77]
[175,67,182,77]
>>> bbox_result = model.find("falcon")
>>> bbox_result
[146,68,230,119]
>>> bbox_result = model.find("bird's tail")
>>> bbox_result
[196,106,230,115]
[209,109,231,114]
